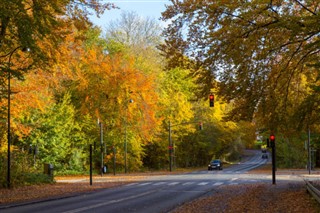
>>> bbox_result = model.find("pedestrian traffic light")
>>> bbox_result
[270,134,275,147]
[209,94,214,107]
[199,122,203,130]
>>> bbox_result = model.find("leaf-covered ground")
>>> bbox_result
[172,182,320,213]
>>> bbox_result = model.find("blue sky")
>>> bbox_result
[90,0,172,30]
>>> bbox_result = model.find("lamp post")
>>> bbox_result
[7,55,12,188]
[124,98,133,173]
[6,46,23,188]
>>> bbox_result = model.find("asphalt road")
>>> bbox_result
[2,150,299,213]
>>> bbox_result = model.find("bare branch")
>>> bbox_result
[294,0,317,15]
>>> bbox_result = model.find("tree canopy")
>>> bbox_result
[161,0,320,133]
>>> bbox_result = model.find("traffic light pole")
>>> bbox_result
[272,144,276,185]
[308,128,311,174]
[269,134,276,185]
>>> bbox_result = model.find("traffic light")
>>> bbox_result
[266,139,270,148]
[209,94,214,107]
[270,134,275,147]
[199,122,203,130]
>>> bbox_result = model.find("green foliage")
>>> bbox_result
[0,150,53,188]
[20,93,94,172]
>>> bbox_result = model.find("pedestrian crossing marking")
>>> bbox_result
[140,182,152,186]
[154,182,166,185]
[126,183,139,186]
[182,182,194,185]
[198,182,209,186]
[213,182,223,186]
[168,182,180,186]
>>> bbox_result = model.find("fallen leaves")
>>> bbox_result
[172,183,320,213]
[0,182,125,205]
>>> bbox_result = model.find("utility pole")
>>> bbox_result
[168,121,172,172]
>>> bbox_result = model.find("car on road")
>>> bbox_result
[262,153,268,159]
[208,159,223,170]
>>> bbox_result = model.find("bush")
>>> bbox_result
[0,149,54,188]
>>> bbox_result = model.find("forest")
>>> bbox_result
[0,0,319,187]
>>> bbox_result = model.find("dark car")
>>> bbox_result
[208,159,223,170]
[262,153,268,159]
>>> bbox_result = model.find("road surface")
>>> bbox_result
[2,150,300,213]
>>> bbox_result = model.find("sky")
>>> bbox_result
[89,0,172,30]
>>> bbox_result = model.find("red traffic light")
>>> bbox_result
[270,134,275,141]
[269,134,275,148]
[209,94,214,107]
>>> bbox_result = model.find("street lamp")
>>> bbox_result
[6,46,28,188]
[124,98,133,173]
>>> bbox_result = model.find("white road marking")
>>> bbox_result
[125,183,139,186]
[140,182,152,186]
[198,182,209,186]
[154,182,166,185]
[168,182,180,186]
[63,190,156,213]
[183,182,194,185]
[212,182,224,186]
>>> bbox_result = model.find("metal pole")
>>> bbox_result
[7,60,11,188]
[308,128,311,174]
[272,143,276,184]
[169,121,172,172]
[90,144,92,185]
[125,107,127,173]
[113,146,116,176]
[6,46,28,188]
[100,121,103,176]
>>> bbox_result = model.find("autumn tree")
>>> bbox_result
[0,1,115,184]
[161,0,320,131]
[160,0,320,167]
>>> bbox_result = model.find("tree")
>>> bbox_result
[105,11,162,48]
[0,0,115,151]
[0,0,114,76]
[161,0,320,131]
[21,93,94,171]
